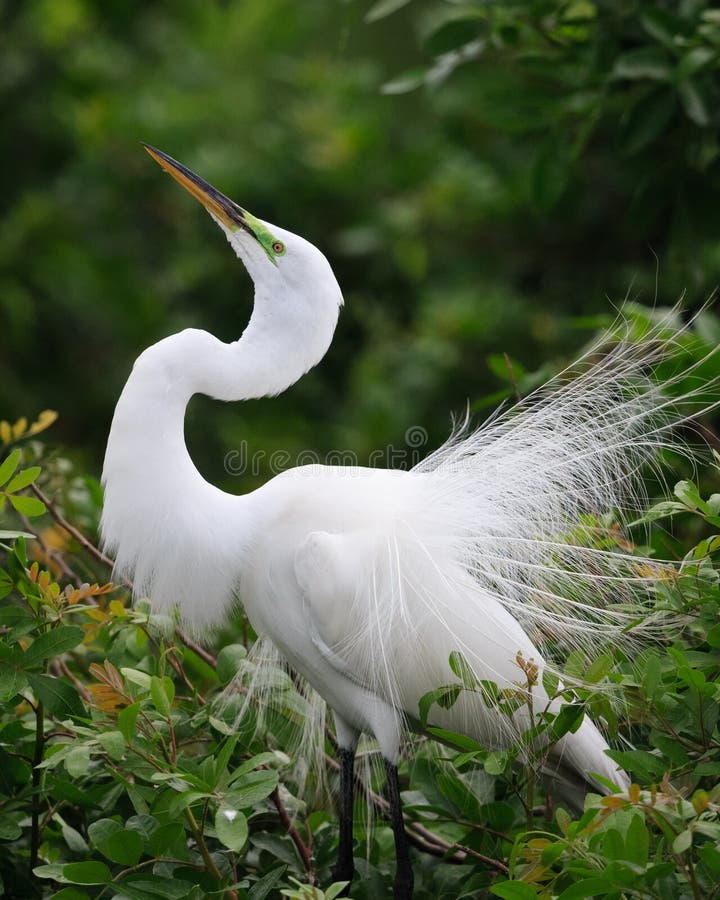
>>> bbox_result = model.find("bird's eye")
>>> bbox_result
[272,241,286,255]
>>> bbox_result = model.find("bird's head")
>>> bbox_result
[143,144,343,394]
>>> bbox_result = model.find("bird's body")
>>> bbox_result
[104,338,624,792]
[103,146,691,898]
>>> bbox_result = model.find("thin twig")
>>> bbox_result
[51,658,92,703]
[32,484,118,572]
[176,631,217,668]
[271,786,314,884]
[167,651,207,705]
[30,700,44,874]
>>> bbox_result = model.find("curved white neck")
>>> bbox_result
[100,318,315,629]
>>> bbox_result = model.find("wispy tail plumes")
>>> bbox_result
[415,305,719,665]
[232,305,720,805]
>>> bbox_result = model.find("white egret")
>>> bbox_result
[103,146,700,898]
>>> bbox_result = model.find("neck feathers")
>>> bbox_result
[100,330,263,630]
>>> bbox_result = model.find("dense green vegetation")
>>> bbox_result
[3,1,720,897]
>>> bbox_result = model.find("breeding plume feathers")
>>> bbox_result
[222,308,718,801]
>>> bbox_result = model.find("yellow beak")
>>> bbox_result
[142,144,248,232]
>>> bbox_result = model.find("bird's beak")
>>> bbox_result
[142,144,250,234]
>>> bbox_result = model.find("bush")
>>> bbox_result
[1,312,720,898]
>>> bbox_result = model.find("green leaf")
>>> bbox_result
[148,822,185,857]
[212,736,238,787]
[227,751,279,785]
[118,702,140,742]
[542,668,559,697]
[23,626,84,667]
[602,828,624,861]
[88,818,122,849]
[124,814,158,845]
[167,790,212,815]
[558,880,613,900]
[612,47,672,82]
[59,817,90,853]
[325,883,351,900]
[707,624,720,648]
[625,814,649,867]
[620,89,676,155]
[103,828,144,865]
[0,570,14,599]
[216,644,248,683]
[698,844,720,873]
[61,861,112,885]
[551,704,585,739]
[8,494,46,517]
[249,867,287,900]
[50,889,91,900]
[0,667,27,701]
[365,0,412,24]
[65,745,90,777]
[674,480,709,513]
[532,135,571,212]
[484,751,508,776]
[89,819,146,866]
[0,530,35,542]
[490,882,538,899]
[150,675,173,716]
[0,450,21,488]
[215,806,249,852]
[115,875,195,898]
[34,864,66,881]
[418,684,461,726]
[449,650,478,688]
[424,726,482,752]
[678,665,706,691]
[605,749,665,781]
[585,653,613,684]
[673,829,692,854]
[27,673,86,718]
[97,730,125,761]
[540,841,564,867]
[121,667,152,690]
[381,69,426,95]
[642,652,663,699]
[225,769,279,808]
[679,47,715,78]
[640,9,683,47]
[0,818,22,840]
[423,18,483,57]
[630,500,686,525]
[6,465,41,493]
[678,79,710,127]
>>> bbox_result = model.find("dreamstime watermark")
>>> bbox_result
[224,425,429,477]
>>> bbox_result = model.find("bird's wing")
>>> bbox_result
[293,524,544,722]
[294,530,372,689]
[293,523,629,799]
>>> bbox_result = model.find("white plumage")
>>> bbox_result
[102,146,713,897]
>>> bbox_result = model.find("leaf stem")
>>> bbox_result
[30,699,44,873]
[271,786,314,884]
[185,806,223,881]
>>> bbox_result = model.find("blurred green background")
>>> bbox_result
[3,0,720,491]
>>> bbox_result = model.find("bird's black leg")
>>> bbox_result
[384,758,414,900]
[332,746,355,886]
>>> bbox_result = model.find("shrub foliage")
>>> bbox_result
[2,315,720,899]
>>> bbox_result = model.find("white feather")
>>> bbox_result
[102,198,717,805]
